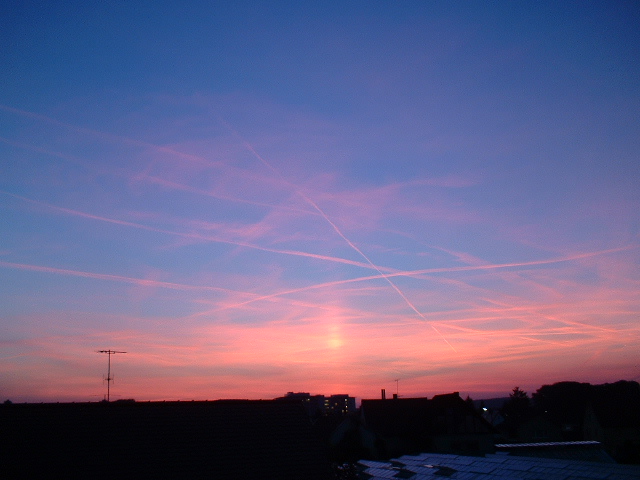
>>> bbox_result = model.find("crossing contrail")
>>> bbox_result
[235,133,457,351]
[202,244,637,330]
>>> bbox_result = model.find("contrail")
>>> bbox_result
[145,175,317,215]
[232,130,457,351]
[0,104,216,167]
[0,189,398,272]
[0,260,245,294]
[211,244,638,312]
[0,135,89,167]
[7,185,634,278]
[0,131,315,217]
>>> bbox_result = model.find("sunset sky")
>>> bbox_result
[1,2,639,403]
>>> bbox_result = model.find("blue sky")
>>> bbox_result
[1,1,639,402]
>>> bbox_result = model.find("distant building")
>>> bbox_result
[325,394,356,415]
[276,392,356,416]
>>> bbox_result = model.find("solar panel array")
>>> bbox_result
[357,452,640,479]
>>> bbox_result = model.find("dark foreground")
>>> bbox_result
[0,400,331,479]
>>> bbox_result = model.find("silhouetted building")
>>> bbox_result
[276,392,356,417]
[0,400,331,479]
[513,412,565,442]
[326,394,356,415]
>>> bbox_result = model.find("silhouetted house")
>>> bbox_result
[512,412,565,443]
[481,407,505,428]
[584,401,640,463]
[0,400,331,479]
[346,392,496,460]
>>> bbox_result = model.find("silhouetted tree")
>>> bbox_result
[510,386,528,400]
[465,395,474,409]
[500,387,532,437]
[532,381,590,430]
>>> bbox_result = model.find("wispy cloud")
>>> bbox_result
[2,3,639,402]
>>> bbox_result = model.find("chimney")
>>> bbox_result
[393,393,398,399]
[381,388,386,400]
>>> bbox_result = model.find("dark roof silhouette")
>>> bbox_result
[1,400,331,479]
[361,392,496,437]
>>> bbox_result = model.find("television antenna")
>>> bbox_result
[98,350,126,402]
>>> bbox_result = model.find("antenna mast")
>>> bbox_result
[98,350,126,402]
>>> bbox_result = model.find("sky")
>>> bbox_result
[1,1,639,403]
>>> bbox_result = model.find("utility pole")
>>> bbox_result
[98,350,126,402]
